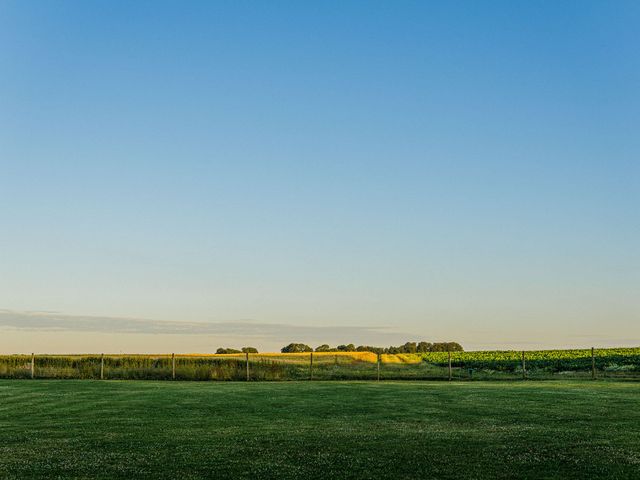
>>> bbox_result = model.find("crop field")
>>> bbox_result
[1,380,639,479]
[2,347,639,381]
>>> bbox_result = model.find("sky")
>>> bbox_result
[1,1,638,353]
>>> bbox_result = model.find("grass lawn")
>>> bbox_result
[1,380,639,479]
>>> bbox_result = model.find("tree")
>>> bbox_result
[417,341,432,353]
[241,347,258,353]
[357,345,384,354]
[216,347,241,354]
[315,344,331,352]
[445,342,464,352]
[281,343,312,353]
[430,342,464,352]
[401,342,417,353]
[337,344,356,352]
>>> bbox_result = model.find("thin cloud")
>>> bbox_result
[0,310,416,346]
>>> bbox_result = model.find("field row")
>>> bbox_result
[1,348,639,381]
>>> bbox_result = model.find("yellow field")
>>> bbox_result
[35,351,424,364]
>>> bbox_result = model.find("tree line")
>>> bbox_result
[216,347,259,354]
[282,342,464,354]
[215,342,463,355]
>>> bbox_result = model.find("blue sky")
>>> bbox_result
[1,1,638,352]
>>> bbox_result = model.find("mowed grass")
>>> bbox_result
[1,381,639,479]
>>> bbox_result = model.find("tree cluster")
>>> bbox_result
[281,341,463,354]
[216,347,259,354]
[280,343,313,353]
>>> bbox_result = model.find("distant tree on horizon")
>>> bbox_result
[430,342,463,352]
[281,343,313,353]
[216,347,241,354]
[356,345,384,354]
[336,344,356,352]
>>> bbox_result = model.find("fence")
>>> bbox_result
[1,348,639,381]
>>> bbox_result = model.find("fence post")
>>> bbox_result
[31,353,35,379]
[100,353,104,380]
[246,352,250,381]
[377,353,381,381]
[172,353,176,380]
[448,350,452,381]
[522,350,526,380]
[591,347,596,380]
[309,351,313,380]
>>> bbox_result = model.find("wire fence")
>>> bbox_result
[1,348,639,381]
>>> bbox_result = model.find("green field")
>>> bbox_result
[1,381,639,479]
[3,347,640,381]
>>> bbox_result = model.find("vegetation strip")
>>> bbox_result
[1,347,639,381]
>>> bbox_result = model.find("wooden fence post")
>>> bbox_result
[377,353,381,382]
[100,353,104,380]
[309,351,313,380]
[172,353,176,380]
[592,347,596,380]
[246,352,250,381]
[31,353,35,379]
[448,350,452,381]
[522,350,526,380]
